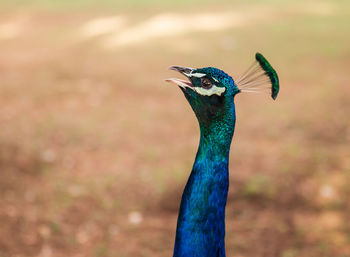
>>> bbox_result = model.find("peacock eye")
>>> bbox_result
[200,78,212,89]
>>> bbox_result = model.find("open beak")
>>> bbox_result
[165,65,194,89]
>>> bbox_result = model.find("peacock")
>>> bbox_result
[165,53,280,257]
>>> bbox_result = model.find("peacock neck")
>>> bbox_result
[173,103,236,257]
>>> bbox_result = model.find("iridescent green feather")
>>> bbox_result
[255,53,280,100]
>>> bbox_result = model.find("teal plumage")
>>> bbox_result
[165,54,279,257]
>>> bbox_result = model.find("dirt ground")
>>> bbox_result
[0,1,350,257]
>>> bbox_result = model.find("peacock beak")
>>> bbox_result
[165,65,194,89]
[168,66,194,75]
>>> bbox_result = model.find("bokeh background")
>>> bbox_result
[0,0,349,256]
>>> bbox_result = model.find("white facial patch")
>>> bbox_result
[165,78,226,96]
[193,85,226,96]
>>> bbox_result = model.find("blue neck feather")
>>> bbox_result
[173,101,236,257]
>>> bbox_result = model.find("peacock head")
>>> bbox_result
[165,53,280,129]
[166,66,239,128]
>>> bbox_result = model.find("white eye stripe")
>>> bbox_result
[213,77,219,82]
[193,85,226,96]
[185,72,206,78]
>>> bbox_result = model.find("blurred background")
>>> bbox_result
[0,0,349,256]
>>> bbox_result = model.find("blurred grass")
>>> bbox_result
[0,0,307,10]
